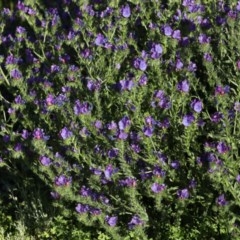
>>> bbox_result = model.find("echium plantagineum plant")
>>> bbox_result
[2,0,240,239]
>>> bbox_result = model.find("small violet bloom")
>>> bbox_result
[216,194,227,206]
[191,99,203,113]
[33,128,45,140]
[118,116,131,130]
[177,188,189,199]
[75,203,89,214]
[234,102,240,112]
[60,127,73,140]
[177,80,190,93]
[55,175,72,186]
[151,183,166,193]
[182,114,195,126]
[95,33,107,46]
[10,69,22,79]
[22,129,30,139]
[143,126,154,137]
[119,177,137,187]
[39,156,52,166]
[121,4,131,18]
[128,215,144,229]
[216,141,229,154]
[105,216,118,227]
[134,58,147,71]
[74,100,92,115]
[104,164,118,179]
[150,43,163,59]
[163,25,173,36]
[211,112,223,123]
[118,79,134,91]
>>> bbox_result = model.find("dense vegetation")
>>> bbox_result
[1,0,240,239]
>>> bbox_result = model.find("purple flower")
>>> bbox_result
[39,156,52,166]
[76,203,89,213]
[55,175,72,186]
[51,65,60,73]
[21,129,30,139]
[172,30,181,40]
[215,85,229,95]
[107,121,117,130]
[216,16,226,25]
[171,161,180,169]
[60,127,73,140]
[10,69,22,79]
[216,141,229,154]
[145,116,155,125]
[182,114,195,126]
[204,53,212,62]
[153,165,166,177]
[191,99,203,113]
[105,216,118,227]
[33,128,45,140]
[118,79,134,91]
[139,59,147,71]
[216,194,227,206]
[104,164,117,179]
[128,215,144,229]
[87,80,101,91]
[234,102,240,112]
[153,90,171,109]
[151,183,166,193]
[95,33,107,46]
[16,26,26,34]
[119,177,137,187]
[159,118,170,128]
[175,59,184,70]
[122,4,131,18]
[236,175,240,183]
[177,188,189,199]
[108,148,119,158]
[180,37,190,47]
[131,144,141,153]
[182,0,195,7]
[189,179,197,188]
[150,43,163,59]
[94,120,102,129]
[163,25,173,36]
[237,1,240,11]
[74,100,92,115]
[3,135,10,143]
[177,80,190,92]
[211,112,222,123]
[117,131,128,140]
[138,74,148,86]
[118,116,131,130]
[89,207,101,215]
[188,61,197,72]
[46,94,55,106]
[80,186,92,197]
[14,143,22,152]
[134,58,147,71]
[90,167,102,175]
[143,126,154,137]
[6,54,19,65]
[198,34,211,44]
